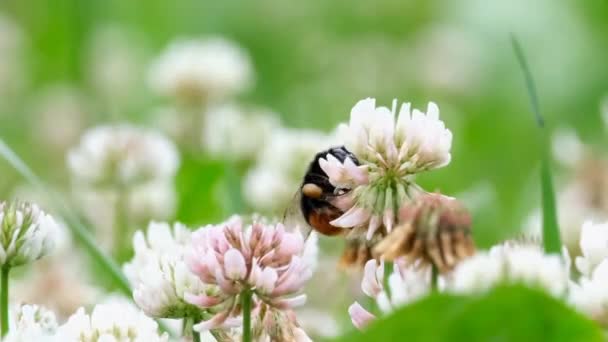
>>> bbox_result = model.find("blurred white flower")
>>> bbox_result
[321,98,452,239]
[186,217,312,332]
[244,128,336,213]
[295,308,340,338]
[411,26,482,94]
[67,125,179,187]
[575,221,608,277]
[127,181,176,223]
[57,302,168,341]
[123,222,211,318]
[0,12,27,102]
[148,37,252,103]
[4,304,57,342]
[448,243,569,297]
[202,103,281,161]
[86,25,142,103]
[31,85,87,152]
[551,127,584,168]
[0,201,57,268]
[569,259,608,327]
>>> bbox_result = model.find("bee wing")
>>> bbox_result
[282,190,314,240]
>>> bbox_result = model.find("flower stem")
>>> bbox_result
[241,288,253,342]
[1,266,9,337]
[113,188,131,263]
[431,264,439,292]
[383,261,393,299]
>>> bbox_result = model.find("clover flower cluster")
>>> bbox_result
[320,98,452,240]
[0,200,57,268]
[185,217,312,333]
[123,222,213,319]
[148,37,252,103]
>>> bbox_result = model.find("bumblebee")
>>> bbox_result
[298,146,359,236]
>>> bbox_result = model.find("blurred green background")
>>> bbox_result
[0,0,607,249]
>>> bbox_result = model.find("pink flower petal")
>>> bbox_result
[366,215,382,240]
[193,311,230,331]
[361,259,382,297]
[258,267,278,294]
[224,249,247,281]
[348,302,376,330]
[272,294,308,309]
[344,157,369,185]
[184,293,223,308]
[330,207,371,228]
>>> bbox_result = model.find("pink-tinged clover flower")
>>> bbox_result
[320,98,452,240]
[185,217,312,332]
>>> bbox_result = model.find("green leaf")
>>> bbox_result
[335,285,603,342]
[511,35,561,254]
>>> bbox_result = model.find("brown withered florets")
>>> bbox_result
[338,239,375,270]
[373,193,475,272]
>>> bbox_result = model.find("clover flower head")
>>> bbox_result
[67,124,179,188]
[148,37,252,103]
[123,221,211,319]
[0,200,57,268]
[57,302,168,342]
[449,242,569,297]
[185,217,312,331]
[320,98,452,240]
[4,304,57,342]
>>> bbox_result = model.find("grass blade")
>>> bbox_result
[510,35,561,254]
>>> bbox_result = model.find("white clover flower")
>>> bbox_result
[569,259,608,327]
[575,221,608,277]
[321,98,452,239]
[4,304,58,342]
[148,37,252,102]
[0,201,57,268]
[123,222,210,319]
[57,302,168,342]
[348,258,431,329]
[244,128,336,213]
[448,243,569,297]
[202,103,281,161]
[67,124,179,187]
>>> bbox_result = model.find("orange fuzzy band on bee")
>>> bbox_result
[308,212,345,236]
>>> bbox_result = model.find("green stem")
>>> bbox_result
[113,188,131,263]
[431,264,439,292]
[383,261,393,300]
[193,328,201,342]
[1,267,9,337]
[241,288,253,342]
